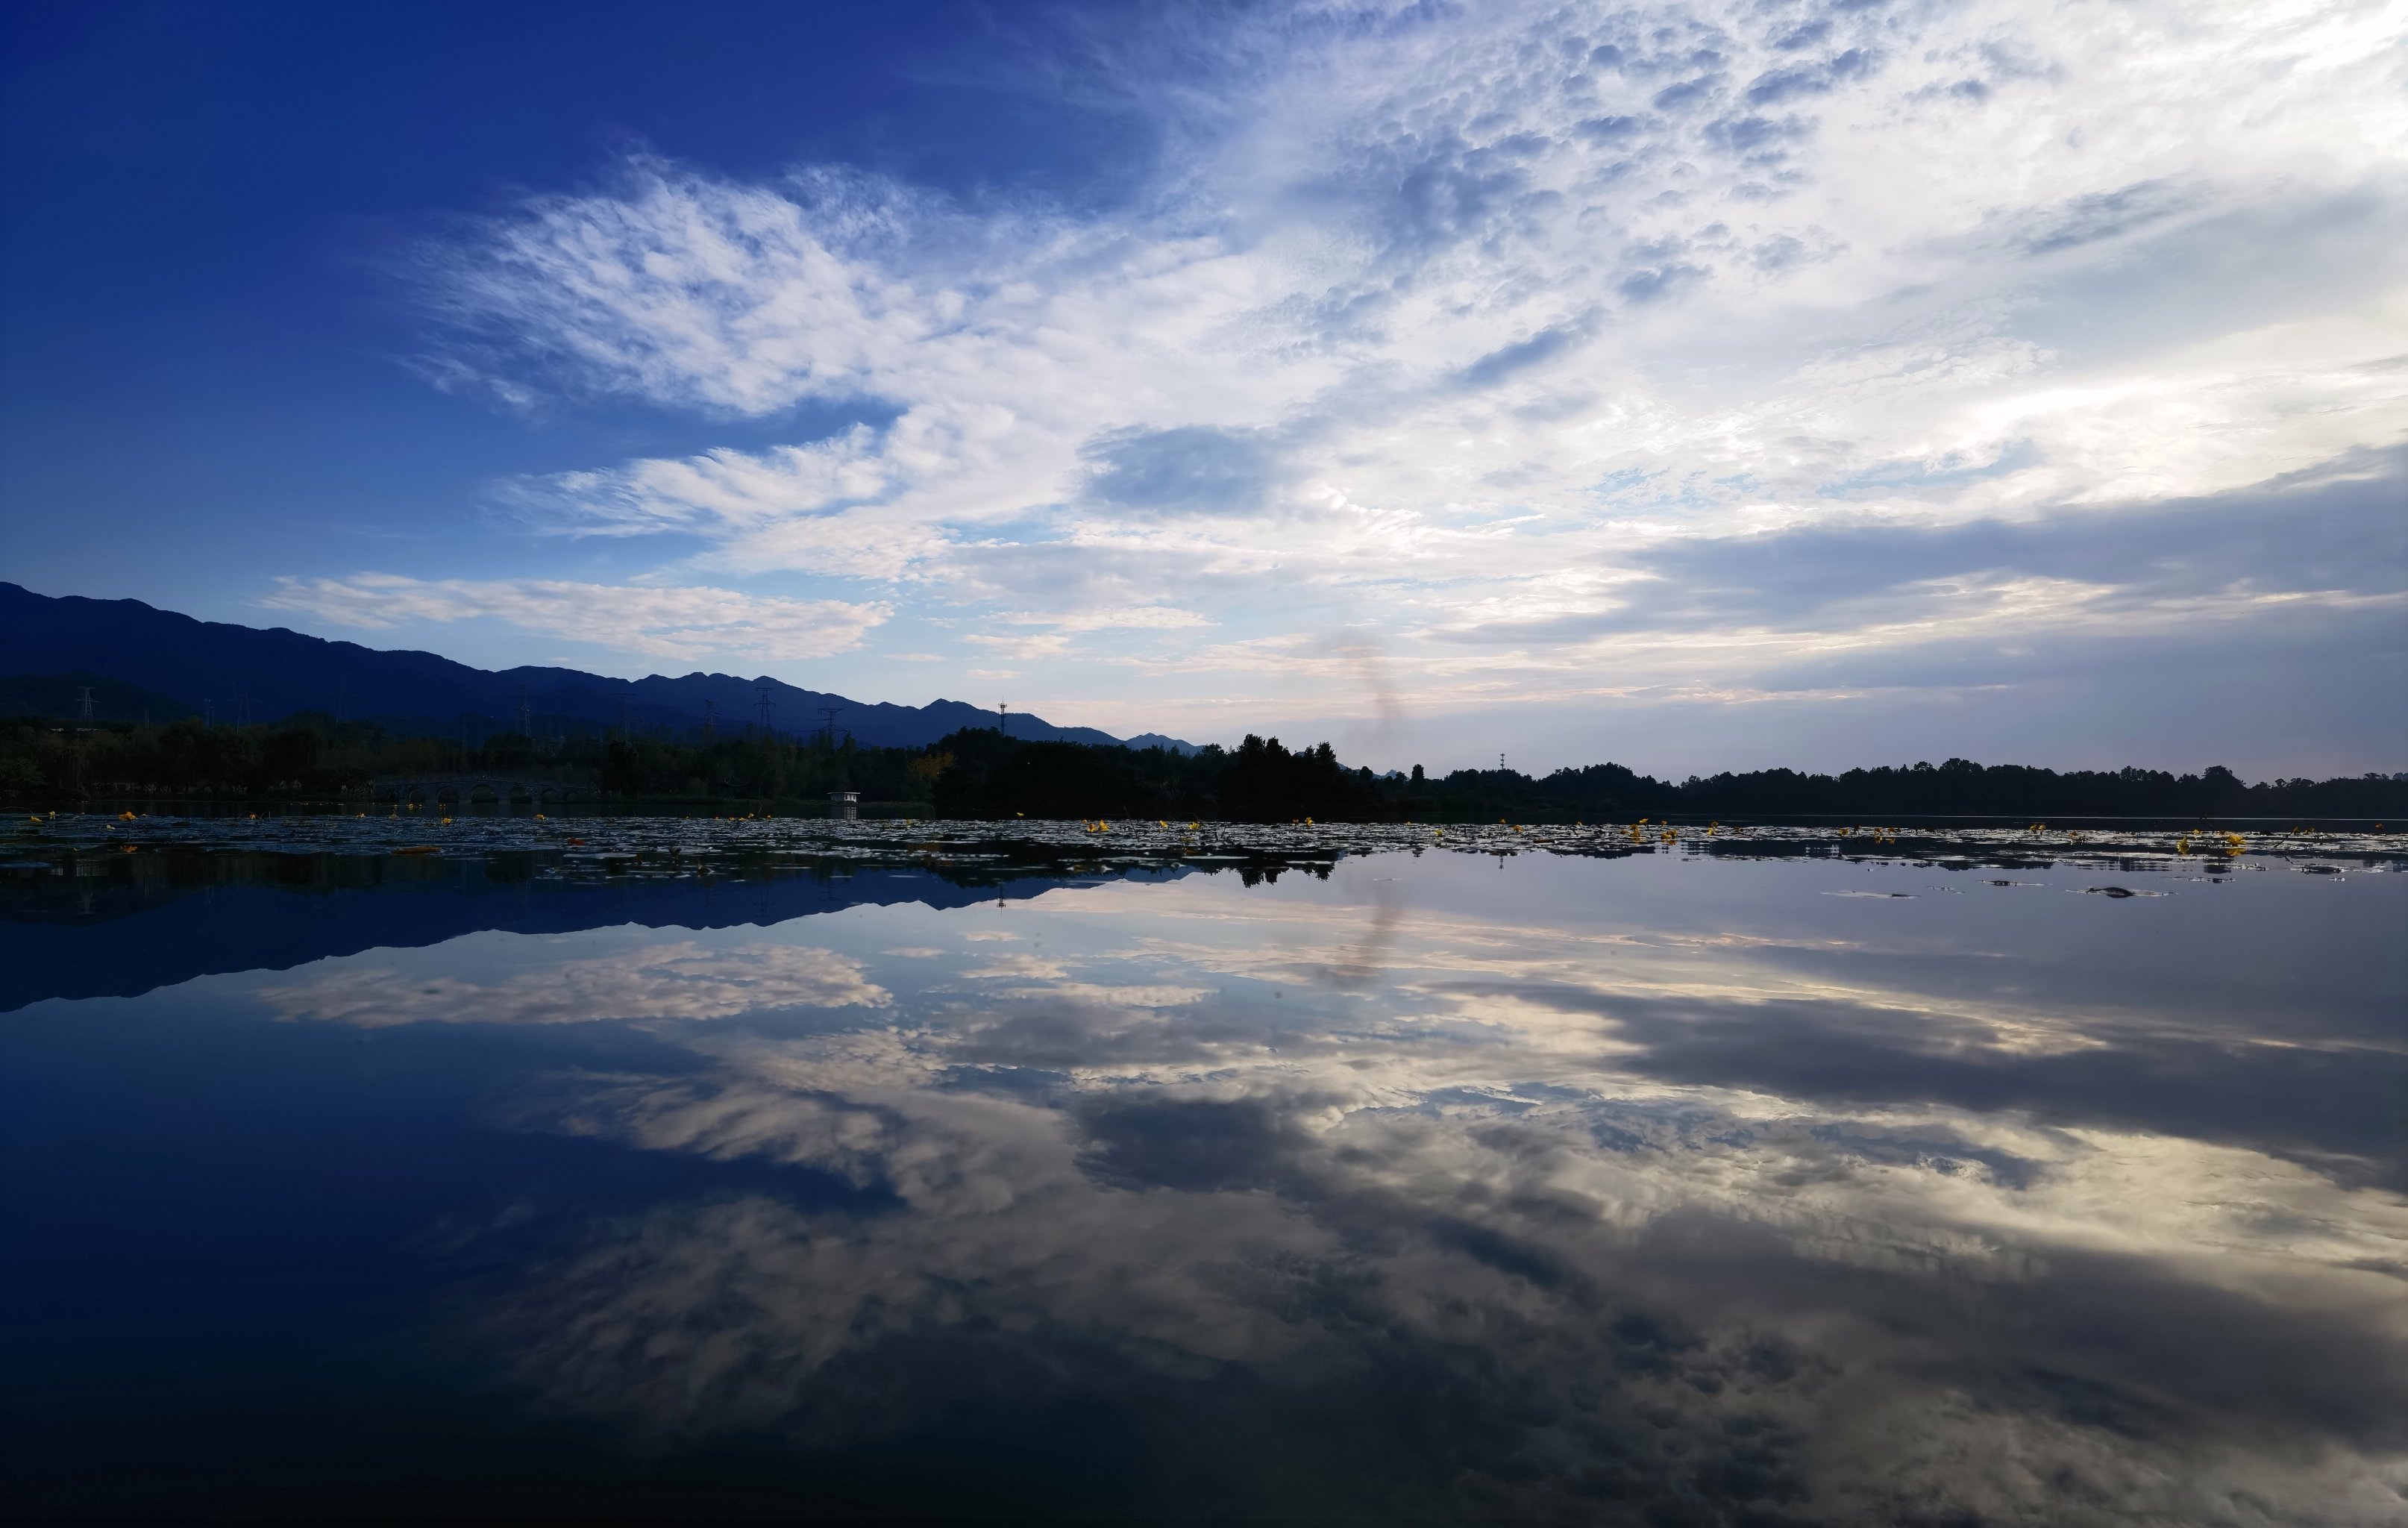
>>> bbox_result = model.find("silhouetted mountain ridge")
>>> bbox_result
[0,583,1194,751]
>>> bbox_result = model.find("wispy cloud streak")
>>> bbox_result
[263,574,891,663]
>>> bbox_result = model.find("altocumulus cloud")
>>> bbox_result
[375,0,2406,766]
[262,574,890,663]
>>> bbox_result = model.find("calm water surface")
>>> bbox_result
[5,827,2404,1524]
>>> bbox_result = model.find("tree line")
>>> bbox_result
[932,732,2404,821]
[0,712,936,807]
[3,711,2399,820]
[1395,757,2404,821]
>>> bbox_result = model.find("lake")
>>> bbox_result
[5,816,2404,1524]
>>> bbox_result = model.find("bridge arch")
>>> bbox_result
[374,774,584,807]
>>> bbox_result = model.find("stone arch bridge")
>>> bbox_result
[371,775,594,807]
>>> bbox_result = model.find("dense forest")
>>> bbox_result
[1396,757,2406,821]
[931,732,2405,821]
[2,710,2400,820]
[0,712,933,808]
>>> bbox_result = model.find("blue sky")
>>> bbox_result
[3,0,2402,775]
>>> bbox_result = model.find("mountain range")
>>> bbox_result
[0,583,1196,752]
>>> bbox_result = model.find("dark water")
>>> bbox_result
[5,823,2405,1524]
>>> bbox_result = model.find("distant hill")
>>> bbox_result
[0,672,200,725]
[0,583,1197,752]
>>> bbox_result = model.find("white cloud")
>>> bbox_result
[1022,605,1216,633]
[260,573,891,663]
[401,0,2408,763]
[427,163,945,416]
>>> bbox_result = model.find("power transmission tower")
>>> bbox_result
[756,685,775,738]
[76,686,94,721]
[817,706,843,747]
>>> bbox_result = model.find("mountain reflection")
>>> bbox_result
[11,848,2404,1522]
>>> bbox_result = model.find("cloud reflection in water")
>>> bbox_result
[259,939,890,1027]
[271,854,2408,1522]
